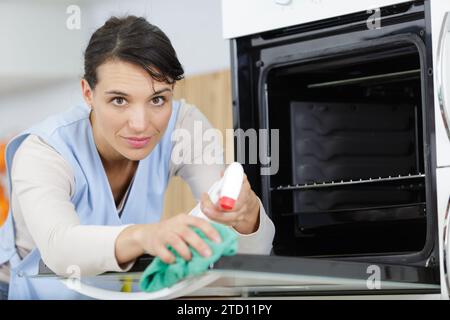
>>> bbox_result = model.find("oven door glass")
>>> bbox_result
[36,254,440,299]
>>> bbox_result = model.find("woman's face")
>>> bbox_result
[81,59,174,163]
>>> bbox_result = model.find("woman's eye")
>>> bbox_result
[151,96,165,106]
[112,97,127,106]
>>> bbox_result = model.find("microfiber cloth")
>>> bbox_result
[139,222,238,292]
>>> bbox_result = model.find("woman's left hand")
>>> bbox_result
[200,174,260,234]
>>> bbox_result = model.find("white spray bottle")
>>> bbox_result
[189,162,244,220]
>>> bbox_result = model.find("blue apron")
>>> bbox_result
[0,101,180,299]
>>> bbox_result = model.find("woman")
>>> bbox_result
[0,16,275,300]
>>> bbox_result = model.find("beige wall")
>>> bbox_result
[162,69,233,220]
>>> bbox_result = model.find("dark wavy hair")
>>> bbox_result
[83,15,184,88]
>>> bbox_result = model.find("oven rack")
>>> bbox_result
[279,202,427,217]
[307,69,421,89]
[272,173,425,191]
[279,203,427,233]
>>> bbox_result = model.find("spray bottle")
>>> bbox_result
[189,162,244,220]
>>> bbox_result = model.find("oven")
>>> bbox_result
[223,0,450,298]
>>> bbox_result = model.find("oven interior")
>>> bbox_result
[267,42,428,258]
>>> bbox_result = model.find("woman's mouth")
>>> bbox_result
[123,136,152,148]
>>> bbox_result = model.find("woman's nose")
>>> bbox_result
[128,106,147,132]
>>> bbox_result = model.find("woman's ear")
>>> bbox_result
[80,79,94,107]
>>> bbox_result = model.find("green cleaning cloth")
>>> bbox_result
[139,222,238,292]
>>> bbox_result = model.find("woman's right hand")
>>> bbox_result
[115,214,222,265]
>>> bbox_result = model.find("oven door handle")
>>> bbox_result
[437,12,450,142]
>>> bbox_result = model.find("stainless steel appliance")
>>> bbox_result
[223,0,450,298]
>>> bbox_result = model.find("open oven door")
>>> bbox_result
[36,253,440,299]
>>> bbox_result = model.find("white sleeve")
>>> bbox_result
[234,198,275,255]
[170,102,275,254]
[169,101,225,200]
[11,135,133,277]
